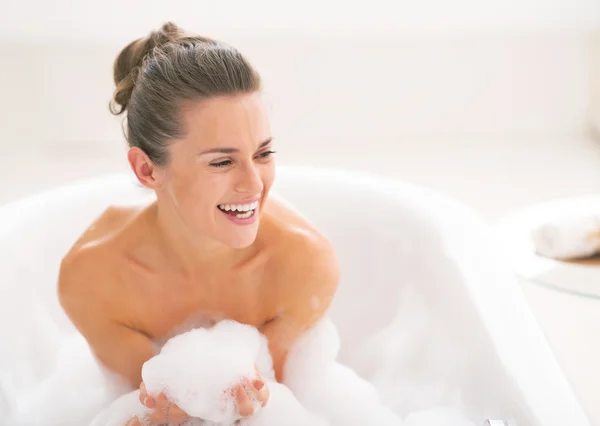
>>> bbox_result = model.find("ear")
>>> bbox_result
[127,147,165,190]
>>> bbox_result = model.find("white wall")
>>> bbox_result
[1,0,598,151]
[0,30,598,151]
[1,1,599,217]
[1,0,599,39]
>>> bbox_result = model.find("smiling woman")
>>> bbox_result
[56,21,340,425]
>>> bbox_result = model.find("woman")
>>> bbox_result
[57,22,340,425]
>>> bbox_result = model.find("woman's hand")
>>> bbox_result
[229,368,270,417]
[136,381,190,425]
[126,366,269,425]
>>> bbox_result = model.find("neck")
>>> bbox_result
[150,201,244,274]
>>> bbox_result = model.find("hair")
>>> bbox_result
[109,22,262,166]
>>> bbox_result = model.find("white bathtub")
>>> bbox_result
[0,165,591,426]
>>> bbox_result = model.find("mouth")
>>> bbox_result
[217,200,259,220]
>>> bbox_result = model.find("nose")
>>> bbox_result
[234,162,263,195]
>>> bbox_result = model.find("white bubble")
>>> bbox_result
[141,320,264,423]
[4,314,475,426]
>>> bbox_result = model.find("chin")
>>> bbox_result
[213,203,262,249]
[214,221,260,249]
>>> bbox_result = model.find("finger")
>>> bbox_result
[149,406,189,425]
[252,367,269,404]
[245,377,269,407]
[235,384,254,417]
[253,365,266,383]
[255,379,270,407]
[166,403,189,423]
[147,393,189,424]
[150,408,168,424]
[139,382,155,409]
[154,392,171,411]
[138,383,146,405]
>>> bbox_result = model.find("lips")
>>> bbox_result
[217,200,259,221]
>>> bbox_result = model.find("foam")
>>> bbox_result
[1,303,475,426]
[2,331,129,426]
[283,318,404,425]
[141,320,267,423]
[88,319,331,426]
[87,317,475,426]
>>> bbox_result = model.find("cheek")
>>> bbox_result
[168,168,196,203]
[168,168,220,213]
[261,163,276,190]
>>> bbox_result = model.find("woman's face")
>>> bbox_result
[154,91,275,249]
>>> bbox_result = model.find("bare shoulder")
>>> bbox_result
[58,205,143,318]
[64,205,141,255]
[262,195,340,309]
[262,194,338,264]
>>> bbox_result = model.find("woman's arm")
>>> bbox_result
[58,259,195,424]
[58,270,158,389]
[262,233,340,382]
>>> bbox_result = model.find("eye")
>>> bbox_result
[256,150,276,159]
[210,159,233,168]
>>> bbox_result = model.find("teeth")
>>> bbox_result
[218,201,259,212]
[236,210,254,219]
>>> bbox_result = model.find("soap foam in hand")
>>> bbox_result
[141,320,265,424]
[90,319,329,426]
[91,317,476,426]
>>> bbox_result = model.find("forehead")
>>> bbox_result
[180,92,270,148]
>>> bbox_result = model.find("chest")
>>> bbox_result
[122,265,279,343]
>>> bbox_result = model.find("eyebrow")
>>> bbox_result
[198,138,273,156]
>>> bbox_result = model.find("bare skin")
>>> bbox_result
[57,92,339,425]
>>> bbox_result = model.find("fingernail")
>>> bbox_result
[146,397,155,408]
[253,380,264,390]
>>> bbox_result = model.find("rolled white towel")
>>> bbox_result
[530,214,600,260]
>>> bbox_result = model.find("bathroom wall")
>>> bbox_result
[0,1,599,216]
[0,31,598,145]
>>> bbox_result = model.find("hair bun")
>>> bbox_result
[109,22,184,115]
